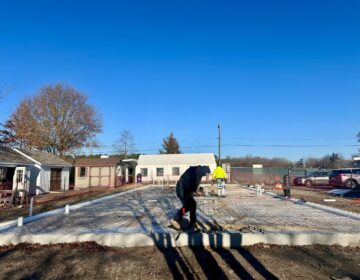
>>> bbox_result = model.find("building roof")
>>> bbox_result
[16,149,72,167]
[0,146,34,165]
[137,153,216,166]
[74,157,121,167]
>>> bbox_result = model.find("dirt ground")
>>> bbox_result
[271,186,360,214]
[0,242,359,280]
[0,183,145,223]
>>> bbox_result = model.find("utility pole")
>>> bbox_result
[218,124,221,166]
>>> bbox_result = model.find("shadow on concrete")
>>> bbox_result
[128,188,197,279]
[0,186,280,279]
[136,186,278,280]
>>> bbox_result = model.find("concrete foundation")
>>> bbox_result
[0,185,359,248]
[0,231,359,248]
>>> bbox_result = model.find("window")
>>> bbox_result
[156,168,164,177]
[16,170,24,183]
[141,168,148,177]
[172,167,180,176]
[79,167,86,177]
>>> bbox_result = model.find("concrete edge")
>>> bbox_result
[0,184,154,231]
[241,185,360,221]
[0,231,359,248]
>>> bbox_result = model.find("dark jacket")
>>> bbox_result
[177,165,211,193]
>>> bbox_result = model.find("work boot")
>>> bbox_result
[222,188,226,197]
[205,186,209,196]
[218,189,221,197]
[170,218,181,230]
[189,220,202,230]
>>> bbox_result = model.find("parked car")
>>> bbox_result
[329,168,360,189]
[293,170,331,187]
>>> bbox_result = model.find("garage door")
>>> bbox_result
[89,167,111,187]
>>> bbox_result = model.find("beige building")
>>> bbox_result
[74,157,120,189]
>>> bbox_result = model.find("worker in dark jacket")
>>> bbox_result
[170,165,210,230]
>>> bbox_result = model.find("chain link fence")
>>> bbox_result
[231,167,315,186]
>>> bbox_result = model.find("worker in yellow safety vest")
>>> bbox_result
[212,165,227,197]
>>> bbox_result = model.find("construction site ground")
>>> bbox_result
[0,183,144,223]
[0,242,359,280]
[2,184,360,240]
[271,185,360,214]
[1,184,360,279]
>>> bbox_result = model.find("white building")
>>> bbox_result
[0,146,71,195]
[14,149,71,195]
[135,153,217,183]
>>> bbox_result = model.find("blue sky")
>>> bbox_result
[0,0,359,160]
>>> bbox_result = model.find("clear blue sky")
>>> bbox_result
[0,0,359,160]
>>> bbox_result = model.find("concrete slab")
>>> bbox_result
[1,185,360,247]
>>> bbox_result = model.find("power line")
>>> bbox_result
[102,136,358,146]
[82,143,360,154]
[222,137,358,141]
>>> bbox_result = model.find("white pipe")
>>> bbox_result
[29,197,34,217]
[65,204,70,215]
[17,217,23,227]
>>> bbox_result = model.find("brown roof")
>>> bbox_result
[74,157,121,167]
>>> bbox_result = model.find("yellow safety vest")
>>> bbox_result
[212,166,226,180]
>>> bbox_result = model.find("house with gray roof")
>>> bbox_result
[0,146,33,194]
[0,146,72,195]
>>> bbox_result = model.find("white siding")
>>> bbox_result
[38,167,51,194]
[136,153,217,183]
[28,165,41,195]
[61,167,70,191]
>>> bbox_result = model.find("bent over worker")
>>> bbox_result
[213,165,227,197]
[170,165,210,230]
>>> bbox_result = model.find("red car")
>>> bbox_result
[329,168,360,189]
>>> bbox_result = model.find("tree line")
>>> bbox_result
[0,83,182,158]
[1,83,359,161]
[226,153,353,169]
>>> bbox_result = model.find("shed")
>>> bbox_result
[74,157,121,189]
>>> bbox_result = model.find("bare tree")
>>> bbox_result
[0,83,102,156]
[113,130,135,159]
[159,132,181,154]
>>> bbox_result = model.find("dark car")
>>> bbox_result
[329,168,360,189]
[293,170,331,187]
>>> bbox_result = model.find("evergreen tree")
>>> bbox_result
[159,132,181,154]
